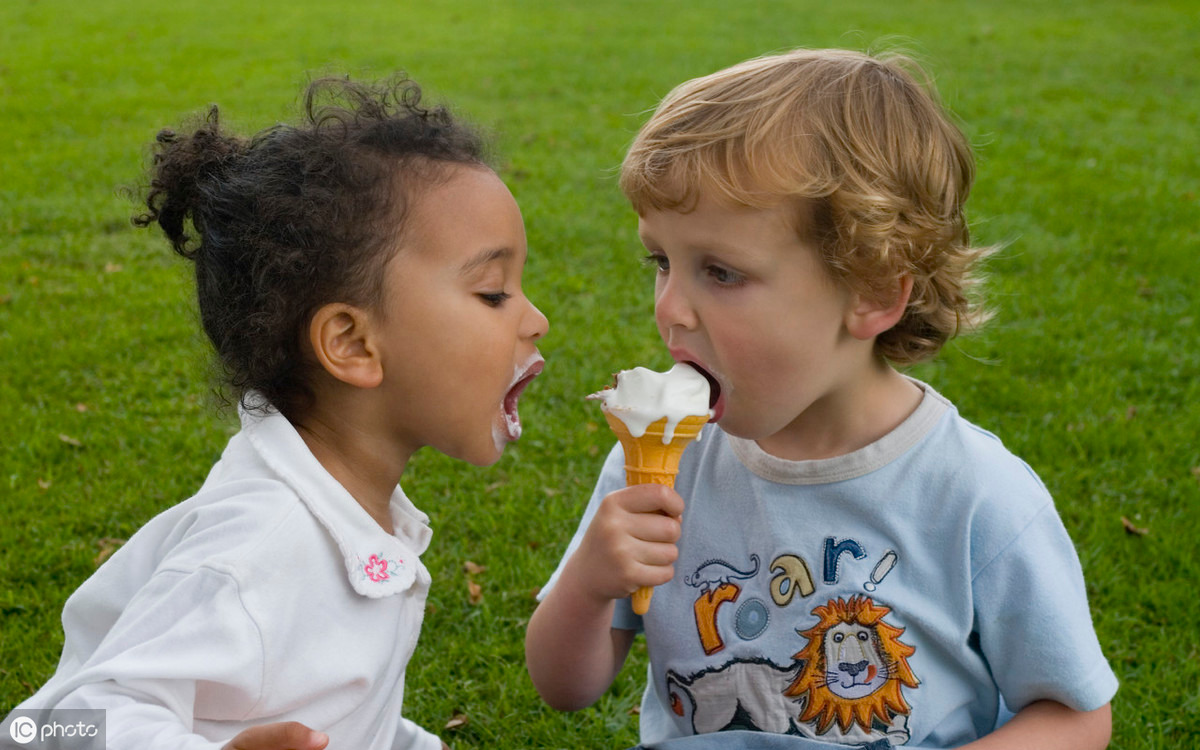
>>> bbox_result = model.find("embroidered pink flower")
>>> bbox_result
[364,554,389,582]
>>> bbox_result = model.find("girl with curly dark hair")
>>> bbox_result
[8,75,547,750]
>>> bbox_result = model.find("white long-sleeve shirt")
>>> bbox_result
[6,404,442,750]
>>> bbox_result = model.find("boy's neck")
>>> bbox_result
[754,362,922,462]
[293,397,410,534]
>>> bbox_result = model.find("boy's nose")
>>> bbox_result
[654,274,698,332]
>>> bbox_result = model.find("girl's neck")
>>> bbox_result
[294,403,410,534]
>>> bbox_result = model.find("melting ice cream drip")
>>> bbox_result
[589,363,713,443]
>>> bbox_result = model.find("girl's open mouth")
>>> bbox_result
[502,356,545,441]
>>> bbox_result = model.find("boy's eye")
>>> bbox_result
[707,264,744,286]
[479,292,512,307]
[642,253,669,273]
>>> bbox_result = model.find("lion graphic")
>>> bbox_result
[784,595,918,740]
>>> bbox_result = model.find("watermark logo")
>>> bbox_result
[8,717,37,745]
[1,711,104,749]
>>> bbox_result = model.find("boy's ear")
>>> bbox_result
[308,303,383,389]
[846,275,914,341]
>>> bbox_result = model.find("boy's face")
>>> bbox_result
[638,194,868,450]
[372,165,547,466]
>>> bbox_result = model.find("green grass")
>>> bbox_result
[2,1,1197,747]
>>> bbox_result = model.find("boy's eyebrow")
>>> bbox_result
[459,247,513,275]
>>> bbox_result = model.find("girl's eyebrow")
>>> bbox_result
[459,247,513,275]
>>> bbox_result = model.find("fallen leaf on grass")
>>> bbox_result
[37,478,51,491]
[462,560,486,575]
[74,403,88,413]
[104,262,123,273]
[1191,467,1200,484]
[467,580,483,605]
[1120,516,1148,536]
[444,713,469,730]
[58,434,82,447]
[94,537,126,566]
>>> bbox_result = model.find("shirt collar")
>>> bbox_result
[726,379,950,485]
[238,399,432,599]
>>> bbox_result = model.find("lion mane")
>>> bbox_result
[784,595,918,735]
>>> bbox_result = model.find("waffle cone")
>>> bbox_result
[603,411,709,614]
[603,412,708,487]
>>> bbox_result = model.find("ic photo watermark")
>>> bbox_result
[1,711,105,750]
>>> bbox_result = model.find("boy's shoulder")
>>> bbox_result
[923,386,1049,495]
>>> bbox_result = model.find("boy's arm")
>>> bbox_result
[959,700,1111,750]
[525,483,684,711]
[525,570,637,711]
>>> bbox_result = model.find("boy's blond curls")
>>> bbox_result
[620,48,993,364]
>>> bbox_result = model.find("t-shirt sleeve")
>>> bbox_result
[972,502,1118,713]
[538,443,642,631]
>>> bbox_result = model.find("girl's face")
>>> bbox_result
[373,165,547,466]
[638,193,870,455]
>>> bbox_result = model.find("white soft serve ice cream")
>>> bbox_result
[589,362,713,443]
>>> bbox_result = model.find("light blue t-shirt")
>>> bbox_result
[544,382,1117,748]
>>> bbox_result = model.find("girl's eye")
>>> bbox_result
[641,253,669,273]
[479,292,512,307]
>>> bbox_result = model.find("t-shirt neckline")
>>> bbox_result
[726,379,950,485]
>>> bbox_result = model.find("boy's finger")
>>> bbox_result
[632,513,682,545]
[614,484,685,517]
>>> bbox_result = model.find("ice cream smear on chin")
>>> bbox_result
[589,363,713,443]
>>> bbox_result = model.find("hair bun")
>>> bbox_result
[133,106,246,259]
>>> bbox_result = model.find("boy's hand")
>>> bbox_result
[570,484,684,602]
[223,722,329,750]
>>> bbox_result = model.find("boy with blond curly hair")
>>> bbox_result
[527,48,1115,748]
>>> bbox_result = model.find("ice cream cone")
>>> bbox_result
[603,411,709,614]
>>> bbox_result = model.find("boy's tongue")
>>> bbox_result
[588,362,713,442]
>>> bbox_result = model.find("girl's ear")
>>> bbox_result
[308,303,383,388]
[846,274,914,341]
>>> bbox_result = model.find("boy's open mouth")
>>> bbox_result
[686,360,723,420]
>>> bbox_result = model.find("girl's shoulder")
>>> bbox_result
[115,469,319,584]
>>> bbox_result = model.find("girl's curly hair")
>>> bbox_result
[620,48,993,364]
[134,76,487,418]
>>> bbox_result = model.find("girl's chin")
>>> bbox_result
[488,417,518,459]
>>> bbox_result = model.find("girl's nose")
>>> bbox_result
[525,298,549,340]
